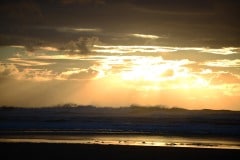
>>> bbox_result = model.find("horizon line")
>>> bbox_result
[0,104,238,112]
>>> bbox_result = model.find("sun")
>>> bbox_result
[120,57,170,82]
[92,55,210,91]
[118,57,210,90]
[119,56,189,83]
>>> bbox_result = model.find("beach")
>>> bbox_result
[1,106,240,159]
[1,142,240,160]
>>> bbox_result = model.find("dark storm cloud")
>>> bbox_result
[0,0,239,47]
[128,0,214,13]
[129,0,240,47]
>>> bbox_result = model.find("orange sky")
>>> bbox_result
[0,45,239,110]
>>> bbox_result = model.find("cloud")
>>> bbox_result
[130,0,215,13]
[0,63,19,78]
[1,0,240,48]
[60,0,106,5]
[8,58,54,66]
[93,45,177,53]
[200,47,239,55]
[36,55,83,60]
[0,63,56,81]
[93,55,195,84]
[0,0,43,24]
[63,37,101,54]
[130,34,160,39]
[58,68,98,80]
[21,68,56,81]
[56,27,101,33]
[202,59,240,67]
[92,45,240,55]
[167,47,239,55]
[39,46,59,51]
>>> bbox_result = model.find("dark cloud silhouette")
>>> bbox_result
[63,37,101,54]
[0,0,239,47]
[59,0,106,5]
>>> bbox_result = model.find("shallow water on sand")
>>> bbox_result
[1,134,239,150]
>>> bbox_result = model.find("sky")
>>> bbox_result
[0,0,240,110]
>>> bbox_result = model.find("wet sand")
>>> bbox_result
[1,142,240,160]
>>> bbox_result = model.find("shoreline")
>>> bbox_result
[1,142,240,160]
[1,130,239,141]
[1,133,240,150]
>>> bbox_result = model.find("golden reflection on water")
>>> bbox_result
[0,135,239,150]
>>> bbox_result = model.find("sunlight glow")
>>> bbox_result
[57,27,100,33]
[131,34,160,39]
[93,45,176,53]
[93,45,239,55]
[1,45,239,109]
[201,47,239,55]
[90,55,211,91]
[39,46,59,51]
[202,59,240,67]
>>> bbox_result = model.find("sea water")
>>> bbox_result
[1,133,239,150]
